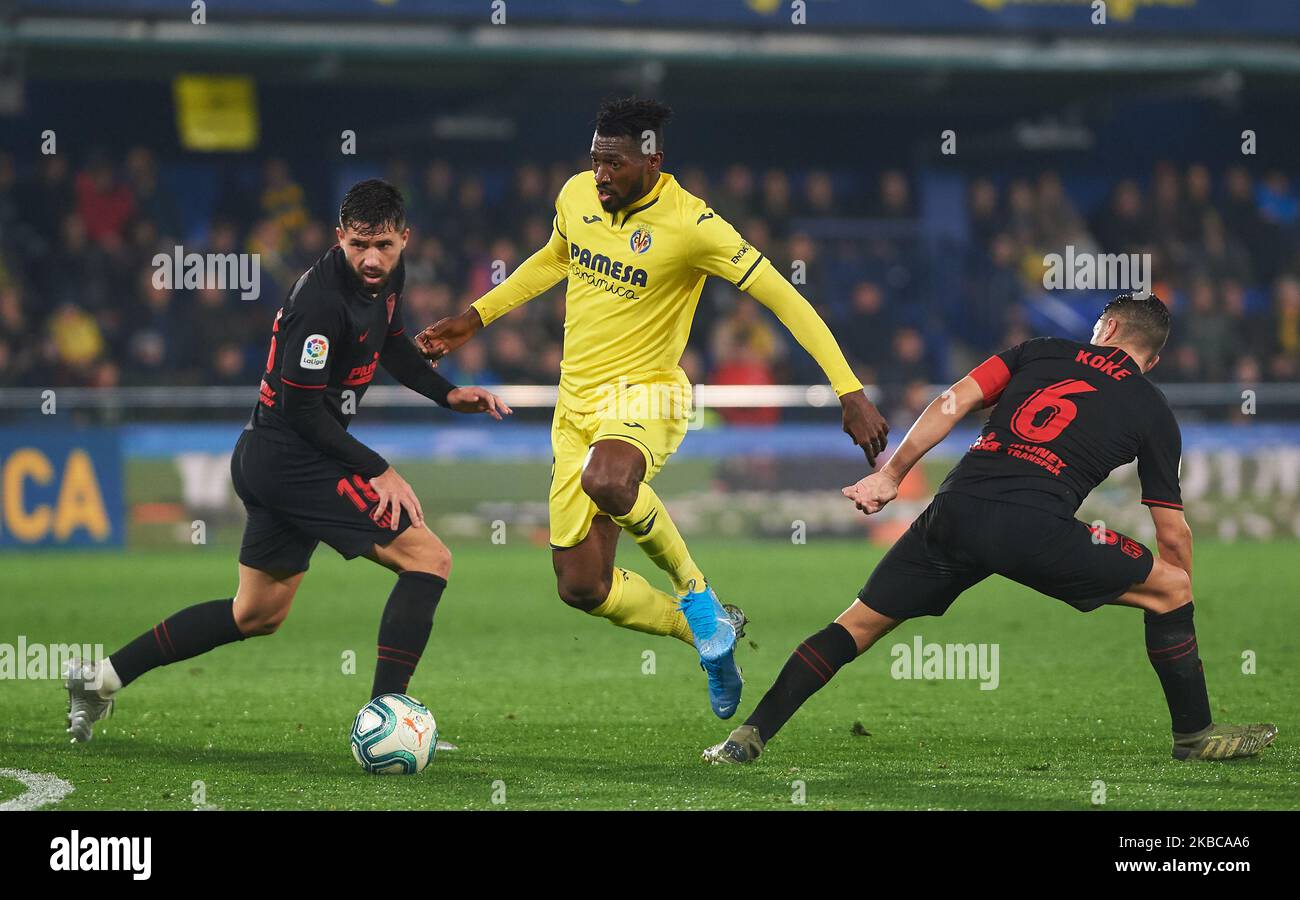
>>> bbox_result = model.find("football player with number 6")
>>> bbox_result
[705,293,1278,764]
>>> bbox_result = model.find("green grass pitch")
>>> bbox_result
[2,539,1295,810]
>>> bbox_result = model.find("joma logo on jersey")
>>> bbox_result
[569,243,649,287]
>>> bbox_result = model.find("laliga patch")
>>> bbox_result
[301,334,329,369]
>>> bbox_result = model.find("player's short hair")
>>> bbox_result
[339,179,405,235]
[595,97,673,155]
[1100,291,1172,355]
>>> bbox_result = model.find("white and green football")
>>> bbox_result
[349,693,438,775]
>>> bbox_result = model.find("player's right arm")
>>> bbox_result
[843,374,986,514]
[417,209,570,361]
[842,343,1029,514]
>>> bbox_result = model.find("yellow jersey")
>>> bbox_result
[472,171,861,412]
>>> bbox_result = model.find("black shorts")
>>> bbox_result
[230,428,411,575]
[858,491,1154,620]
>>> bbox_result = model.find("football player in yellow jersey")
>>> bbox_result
[417,98,889,718]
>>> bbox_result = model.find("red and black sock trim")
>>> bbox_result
[110,599,245,688]
[152,620,177,659]
[371,572,447,700]
[1144,602,1212,734]
[376,645,421,667]
[793,640,836,685]
[745,622,859,744]
[1147,635,1197,664]
[375,645,421,692]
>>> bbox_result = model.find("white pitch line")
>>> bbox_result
[0,768,74,811]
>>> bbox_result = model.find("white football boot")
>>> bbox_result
[64,659,115,743]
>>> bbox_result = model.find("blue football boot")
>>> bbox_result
[678,580,744,719]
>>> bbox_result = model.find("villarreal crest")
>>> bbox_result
[629,227,653,255]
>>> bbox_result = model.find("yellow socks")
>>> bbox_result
[610,482,706,595]
[588,567,695,646]
[587,482,706,647]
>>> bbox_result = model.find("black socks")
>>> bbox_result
[1145,602,1212,735]
[372,571,447,700]
[745,622,860,743]
[109,598,245,688]
[106,573,448,699]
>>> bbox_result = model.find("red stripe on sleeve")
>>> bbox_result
[968,355,1012,406]
[281,378,327,390]
[1142,498,1184,510]
[388,328,405,337]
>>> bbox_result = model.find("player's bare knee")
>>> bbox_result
[404,529,452,578]
[580,466,637,515]
[836,600,898,652]
[255,606,290,635]
[1159,563,1193,612]
[233,595,289,637]
[1138,559,1192,615]
[556,575,609,612]
[232,569,298,636]
[376,527,451,578]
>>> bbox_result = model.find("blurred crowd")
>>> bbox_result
[2,149,1299,424]
[963,163,1300,390]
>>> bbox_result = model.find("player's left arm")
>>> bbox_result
[381,302,512,419]
[743,267,889,463]
[1138,400,1190,575]
[842,375,985,514]
[689,210,888,464]
[1149,506,1193,579]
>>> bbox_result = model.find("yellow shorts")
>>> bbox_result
[548,383,691,549]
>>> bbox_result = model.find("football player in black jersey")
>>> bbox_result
[705,292,1276,764]
[64,180,509,743]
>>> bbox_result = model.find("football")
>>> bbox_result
[349,694,439,775]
